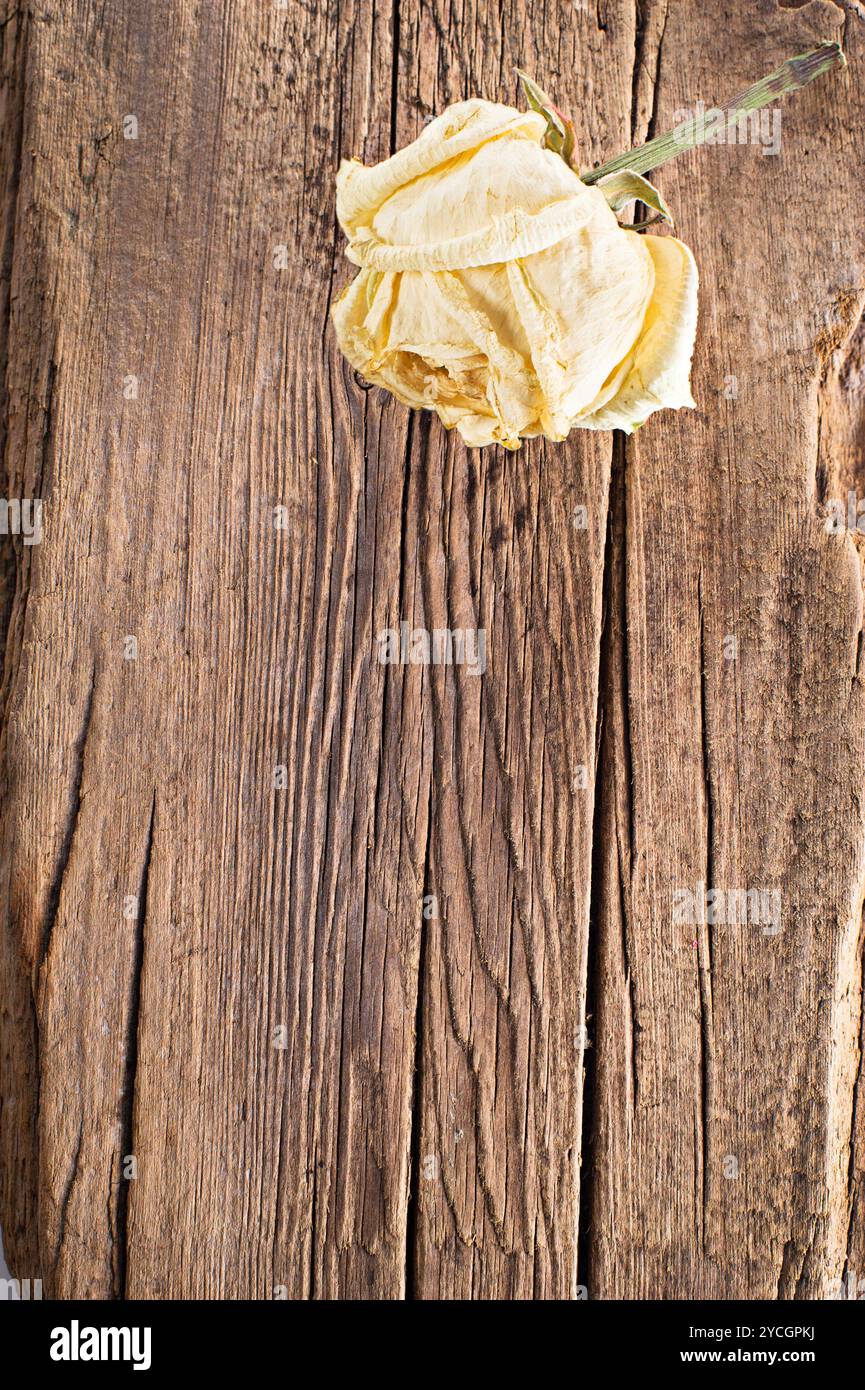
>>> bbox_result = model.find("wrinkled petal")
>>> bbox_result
[578,235,699,433]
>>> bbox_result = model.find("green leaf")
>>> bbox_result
[596,168,674,227]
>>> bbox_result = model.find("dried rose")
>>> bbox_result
[331,46,843,450]
[332,99,697,448]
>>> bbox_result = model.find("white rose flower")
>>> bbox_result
[332,98,698,449]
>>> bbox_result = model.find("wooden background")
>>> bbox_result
[1,0,864,1300]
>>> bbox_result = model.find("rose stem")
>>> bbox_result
[580,41,846,185]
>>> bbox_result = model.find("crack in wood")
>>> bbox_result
[577,440,621,1293]
[404,775,433,1299]
[630,0,668,149]
[389,0,400,157]
[115,790,156,1299]
[843,946,865,1277]
[37,662,96,981]
[52,1116,83,1280]
[307,1151,318,1300]
[696,573,715,1254]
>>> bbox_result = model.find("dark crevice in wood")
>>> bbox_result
[53,1117,83,1281]
[307,1152,318,1300]
[617,826,638,1112]
[842,914,865,1280]
[814,411,829,509]
[629,1,648,146]
[697,574,714,1249]
[396,412,415,624]
[269,1097,284,1297]
[37,661,96,978]
[694,966,710,1251]
[319,78,345,358]
[0,535,17,727]
[794,1221,817,1300]
[577,437,622,1293]
[612,439,638,1108]
[116,790,156,1300]
[405,775,433,1300]
[630,0,668,149]
[651,0,668,98]
[777,1221,818,1300]
[697,571,715,988]
[628,0,668,231]
[34,355,56,499]
[776,1235,798,1299]
[618,451,636,856]
[389,0,401,156]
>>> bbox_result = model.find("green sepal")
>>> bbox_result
[596,169,674,228]
[516,69,577,168]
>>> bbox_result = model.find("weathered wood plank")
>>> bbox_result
[586,0,865,1299]
[0,0,41,1290]
[1,0,423,1298]
[1,0,863,1302]
[394,0,634,1301]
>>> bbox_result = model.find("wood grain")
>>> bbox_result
[0,0,863,1300]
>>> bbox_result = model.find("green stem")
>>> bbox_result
[580,41,846,184]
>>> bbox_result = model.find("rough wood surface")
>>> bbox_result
[0,0,863,1300]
